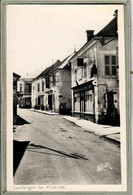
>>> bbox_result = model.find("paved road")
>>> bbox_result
[13,108,121,185]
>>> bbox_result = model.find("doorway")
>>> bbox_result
[48,95,52,110]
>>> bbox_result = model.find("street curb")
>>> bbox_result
[63,117,121,144]
[30,110,121,144]
[30,109,58,115]
[100,135,120,145]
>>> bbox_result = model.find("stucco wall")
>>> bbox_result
[71,43,96,89]
[59,67,71,113]
[96,39,119,118]
[32,77,45,108]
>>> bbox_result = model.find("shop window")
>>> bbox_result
[74,93,80,112]
[80,92,84,113]
[105,55,117,76]
[85,90,94,113]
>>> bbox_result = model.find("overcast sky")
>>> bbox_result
[6,5,122,77]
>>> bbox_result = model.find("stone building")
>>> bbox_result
[70,12,119,125]
[32,54,74,115]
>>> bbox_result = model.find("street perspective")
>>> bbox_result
[8,4,127,193]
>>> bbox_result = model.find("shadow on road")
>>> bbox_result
[27,143,88,160]
[13,140,30,175]
[15,115,30,126]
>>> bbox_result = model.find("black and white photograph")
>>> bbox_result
[1,1,130,194]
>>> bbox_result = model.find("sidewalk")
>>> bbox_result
[31,109,120,143]
[63,116,120,143]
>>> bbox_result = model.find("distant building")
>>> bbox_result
[32,54,74,115]
[17,70,41,108]
[70,12,119,125]
[13,72,21,123]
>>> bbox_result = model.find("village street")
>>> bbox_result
[13,108,121,185]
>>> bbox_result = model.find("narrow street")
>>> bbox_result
[13,108,121,185]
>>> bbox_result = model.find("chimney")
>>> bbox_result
[86,30,94,42]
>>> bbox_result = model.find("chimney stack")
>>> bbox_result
[86,30,94,42]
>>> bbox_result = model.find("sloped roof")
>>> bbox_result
[13,72,21,79]
[59,53,75,69]
[35,60,61,80]
[34,53,74,81]
[70,16,118,62]
[20,69,42,80]
[95,16,117,37]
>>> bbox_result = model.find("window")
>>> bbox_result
[38,83,40,92]
[42,81,44,91]
[77,58,84,66]
[20,84,22,92]
[53,74,56,86]
[46,77,49,88]
[85,90,94,113]
[26,83,31,93]
[75,69,77,82]
[74,93,80,112]
[84,62,87,78]
[105,55,117,76]
[78,66,83,80]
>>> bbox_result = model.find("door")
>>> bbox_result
[48,95,52,110]
[107,92,115,116]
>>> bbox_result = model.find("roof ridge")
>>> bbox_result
[34,59,61,80]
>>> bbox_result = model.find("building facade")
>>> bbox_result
[32,54,74,115]
[18,76,33,108]
[70,13,119,125]
[13,72,21,124]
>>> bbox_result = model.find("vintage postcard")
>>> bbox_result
[1,0,131,194]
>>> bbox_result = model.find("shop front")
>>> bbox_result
[72,81,95,122]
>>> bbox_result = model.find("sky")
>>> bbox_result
[6,5,121,77]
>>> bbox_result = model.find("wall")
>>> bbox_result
[71,42,97,89]
[71,38,119,125]
[59,67,71,114]
[31,77,45,108]
[43,68,71,114]
[96,38,119,125]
